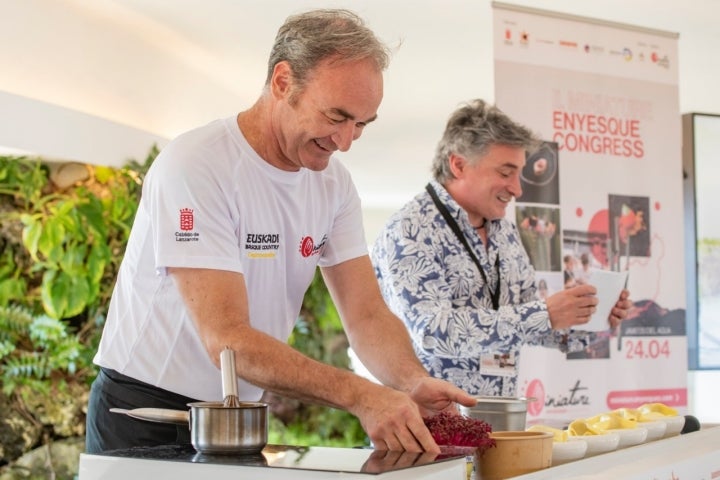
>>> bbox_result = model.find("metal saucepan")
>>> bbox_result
[459,396,538,431]
[110,400,268,454]
[110,347,267,454]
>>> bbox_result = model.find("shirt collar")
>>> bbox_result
[428,180,475,229]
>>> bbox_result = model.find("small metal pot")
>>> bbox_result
[459,396,532,431]
[110,401,268,454]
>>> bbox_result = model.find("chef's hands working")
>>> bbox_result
[546,284,632,330]
[351,377,476,454]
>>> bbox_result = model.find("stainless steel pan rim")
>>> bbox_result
[109,401,269,454]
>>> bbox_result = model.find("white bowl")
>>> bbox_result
[659,415,685,438]
[610,427,648,448]
[552,440,587,465]
[567,432,619,457]
[639,420,667,441]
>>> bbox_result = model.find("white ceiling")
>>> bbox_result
[3,0,720,238]
[97,0,720,202]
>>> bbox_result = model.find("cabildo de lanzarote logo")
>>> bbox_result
[176,208,199,242]
[298,235,327,258]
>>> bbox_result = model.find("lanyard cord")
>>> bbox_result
[426,183,500,310]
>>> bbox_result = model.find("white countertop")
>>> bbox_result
[78,444,468,480]
[78,428,720,480]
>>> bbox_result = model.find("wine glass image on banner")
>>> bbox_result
[608,194,650,269]
[516,205,562,272]
[519,141,560,205]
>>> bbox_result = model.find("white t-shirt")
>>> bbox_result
[94,116,368,401]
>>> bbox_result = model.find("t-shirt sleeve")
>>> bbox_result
[143,142,244,275]
[317,164,368,267]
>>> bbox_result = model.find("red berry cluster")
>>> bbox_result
[423,411,496,454]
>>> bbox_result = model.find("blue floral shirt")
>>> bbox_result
[371,181,592,397]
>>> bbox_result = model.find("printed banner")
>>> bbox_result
[492,3,686,424]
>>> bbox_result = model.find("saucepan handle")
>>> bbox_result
[110,407,189,425]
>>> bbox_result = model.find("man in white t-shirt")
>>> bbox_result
[85,9,475,454]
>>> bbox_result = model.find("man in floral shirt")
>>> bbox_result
[371,99,631,397]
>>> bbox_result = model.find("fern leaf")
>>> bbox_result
[3,351,50,380]
[0,304,33,340]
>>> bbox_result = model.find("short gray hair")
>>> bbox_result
[431,99,541,183]
[266,9,391,93]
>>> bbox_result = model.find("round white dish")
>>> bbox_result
[659,415,685,438]
[639,420,667,441]
[610,426,648,448]
[567,432,619,457]
[552,440,587,465]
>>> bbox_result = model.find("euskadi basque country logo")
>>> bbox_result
[176,208,199,242]
[245,232,280,259]
[298,235,327,258]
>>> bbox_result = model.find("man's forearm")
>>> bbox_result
[346,310,429,393]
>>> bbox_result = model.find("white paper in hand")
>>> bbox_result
[584,269,629,332]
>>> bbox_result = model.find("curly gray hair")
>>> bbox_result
[431,99,541,184]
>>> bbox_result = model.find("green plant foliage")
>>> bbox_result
[268,407,367,447]
[0,151,157,466]
[0,151,156,321]
[0,304,87,396]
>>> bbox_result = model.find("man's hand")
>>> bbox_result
[352,384,437,453]
[609,288,632,328]
[545,284,598,329]
[408,377,476,417]
[351,378,475,453]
